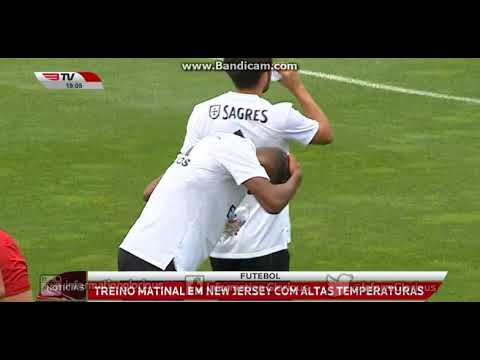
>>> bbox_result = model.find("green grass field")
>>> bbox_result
[1,58,479,301]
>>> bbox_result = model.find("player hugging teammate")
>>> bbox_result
[119,58,333,272]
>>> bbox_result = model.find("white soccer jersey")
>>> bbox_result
[120,133,269,271]
[180,91,320,259]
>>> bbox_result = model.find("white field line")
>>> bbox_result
[299,69,480,105]
[208,58,480,105]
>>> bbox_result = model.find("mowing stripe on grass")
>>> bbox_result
[208,58,480,105]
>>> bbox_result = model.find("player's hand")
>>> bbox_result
[278,70,304,93]
[287,153,302,179]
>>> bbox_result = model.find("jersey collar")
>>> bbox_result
[227,91,261,99]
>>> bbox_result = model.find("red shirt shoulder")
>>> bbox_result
[0,230,31,297]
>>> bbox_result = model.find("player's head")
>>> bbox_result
[256,148,291,185]
[224,58,273,94]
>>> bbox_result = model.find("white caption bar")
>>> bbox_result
[88,271,447,282]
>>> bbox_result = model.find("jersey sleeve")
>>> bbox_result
[180,105,204,154]
[217,136,270,186]
[0,232,31,298]
[271,103,320,145]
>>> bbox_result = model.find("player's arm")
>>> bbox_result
[0,272,5,298]
[278,70,333,145]
[0,289,33,302]
[243,154,303,215]
[0,266,32,302]
[143,175,163,202]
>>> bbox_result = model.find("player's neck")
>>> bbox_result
[234,88,262,96]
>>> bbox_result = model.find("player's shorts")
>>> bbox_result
[210,249,290,271]
[118,248,176,271]
[0,231,31,298]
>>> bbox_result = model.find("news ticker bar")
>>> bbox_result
[37,271,448,301]
[88,282,444,302]
[88,271,447,282]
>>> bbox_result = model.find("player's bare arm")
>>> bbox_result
[244,154,303,215]
[143,176,162,202]
[279,70,333,145]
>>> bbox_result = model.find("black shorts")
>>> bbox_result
[118,248,176,271]
[210,249,290,271]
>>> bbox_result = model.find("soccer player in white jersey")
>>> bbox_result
[119,133,302,271]
[178,58,333,271]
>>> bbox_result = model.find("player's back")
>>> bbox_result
[181,92,297,154]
